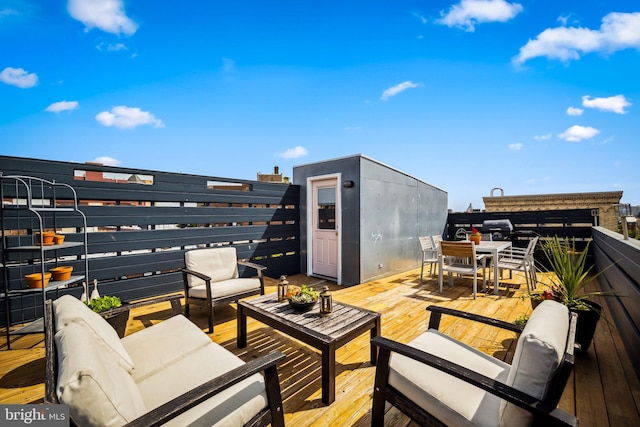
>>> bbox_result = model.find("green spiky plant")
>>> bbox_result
[540,236,612,311]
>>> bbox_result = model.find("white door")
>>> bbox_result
[311,178,338,278]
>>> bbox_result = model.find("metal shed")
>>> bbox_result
[293,154,448,286]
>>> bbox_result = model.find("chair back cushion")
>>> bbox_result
[184,247,239,288]
[499,300,569,426]
[53,295,135,373]
[55,322,146,426]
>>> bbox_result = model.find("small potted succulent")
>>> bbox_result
[285,284,319,312]
[86,295,128,337]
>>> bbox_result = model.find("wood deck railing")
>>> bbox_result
[1,268,638,426]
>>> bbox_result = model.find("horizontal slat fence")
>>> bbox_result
[446,209,597,267]
[1,156,301,327]
[592,226,640,379]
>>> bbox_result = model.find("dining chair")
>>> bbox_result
[438,241,487,299]
[495,237,539,293]
[419,236,439,282]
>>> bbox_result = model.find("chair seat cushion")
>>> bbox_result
[121,315,213,383]
[189,278,261,299]
[389,329,510,427]
[123,313,268,426]
[55,322,146,427]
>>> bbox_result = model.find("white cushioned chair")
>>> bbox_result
[182,246,266,333]
[45,294,285,427]
[371,300,578,426]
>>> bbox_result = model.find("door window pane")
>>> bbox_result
[317,187,335,230]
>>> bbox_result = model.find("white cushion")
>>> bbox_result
[188,278,261,299]
[499,300,569,427]
[132,322,267,427]
[53,294,134,373]
[389,329,510,427]
[184,247,239,288]
[55,322,146,427]
[121,315,213,382]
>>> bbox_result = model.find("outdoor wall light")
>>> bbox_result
[343,180,354,188]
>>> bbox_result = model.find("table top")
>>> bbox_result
[239,293,380,342]
[474,241,512,252]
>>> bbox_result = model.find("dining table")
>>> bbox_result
[473,240,512,294]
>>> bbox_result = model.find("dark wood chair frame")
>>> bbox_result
[44,295,286,427]
[371,305,578,427]
[182,260,266,333]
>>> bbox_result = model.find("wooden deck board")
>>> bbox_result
[1,269,639,425]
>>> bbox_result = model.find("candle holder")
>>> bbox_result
[319,286,332,315]
[277,275,289,302]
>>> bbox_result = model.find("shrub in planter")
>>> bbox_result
[86,295,128,338]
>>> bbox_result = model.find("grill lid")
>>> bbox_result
[481,219,513,240]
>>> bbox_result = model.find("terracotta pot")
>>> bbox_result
[25,272,52,288]
[50,266,73,281]
[470,234,482,245]
[53,234,65,245]
[35,231,55,246]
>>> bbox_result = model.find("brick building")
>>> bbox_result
[483,189,623,232]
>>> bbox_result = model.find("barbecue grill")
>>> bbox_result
[481,219,513,241]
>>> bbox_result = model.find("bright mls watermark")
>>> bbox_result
[1,405,68,426]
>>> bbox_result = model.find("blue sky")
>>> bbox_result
[1,0,638,211]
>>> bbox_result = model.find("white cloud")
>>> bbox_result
[508,143,522,151]
[95,106,164,129]
[277,146,308,159]
[566,106,583,116]
[558,125,599,142]
[97,42,128,52]
[45,100,79,113]
[514,12,640,64]
[437,0,523,32]
[92,156,121,166]
[381,81,420,101]
[0,67,38,88]
[68,0,137,36]
[534,133,552,140]
[582,94,631,114]
[411,11,427,24]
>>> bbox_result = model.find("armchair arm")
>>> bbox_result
[427,305,523,333]
[371,337,577,427]
[238,260,267,272]
[125,351,286,427]
[181,268,213,300]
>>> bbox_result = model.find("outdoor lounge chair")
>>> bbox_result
[182,246,266,333]
[44,294,285,427]
[371,300,578,426]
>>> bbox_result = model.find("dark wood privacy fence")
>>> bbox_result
[592,226,640,379]
[1,156,300,327]
[446,209,597,265]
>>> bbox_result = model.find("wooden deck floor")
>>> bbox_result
[2,268,639,426]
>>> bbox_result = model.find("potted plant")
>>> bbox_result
[534,236,613,351]
[470,227,482,245]
[86,295,129,338]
